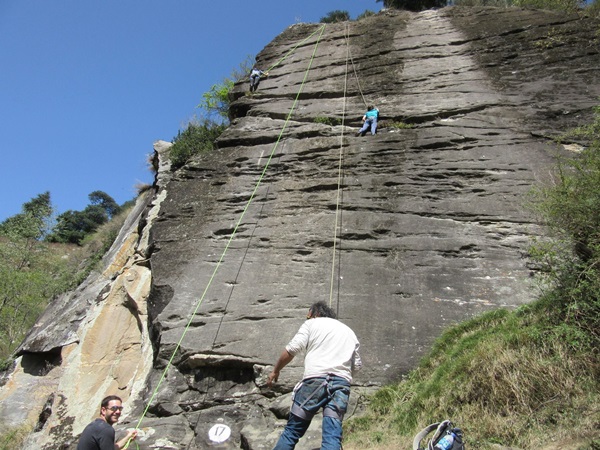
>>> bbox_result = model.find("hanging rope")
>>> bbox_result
[124,25,328,448]
[345,24,368,109]
[327,23,352,316]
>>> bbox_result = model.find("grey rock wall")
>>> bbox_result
[1,7,599,450]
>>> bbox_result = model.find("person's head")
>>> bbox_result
[99,395,124,426]
[367,105,374,111]
[307,301,337,319]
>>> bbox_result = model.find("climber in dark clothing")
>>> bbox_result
[249,67,268,92]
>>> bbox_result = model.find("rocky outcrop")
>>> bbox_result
[1,7,599,449]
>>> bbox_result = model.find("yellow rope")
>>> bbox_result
[127,24,327,442]
[346,25,368,109]
[328,23,351,313]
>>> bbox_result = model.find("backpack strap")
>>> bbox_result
[412,420,452,450]
[412,422,439,450]
[431,420,452,445]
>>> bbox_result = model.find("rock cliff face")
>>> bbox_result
[1,7,599,449]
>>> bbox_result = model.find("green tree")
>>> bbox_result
[0,192,53,240]
[89,190,121,219]
[47,191,119,245]
[320,10,351,23]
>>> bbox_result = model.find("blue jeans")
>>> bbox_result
[273,375,351,450]
[358,117,377,135]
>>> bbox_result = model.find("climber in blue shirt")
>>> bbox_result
[356,106,379,136]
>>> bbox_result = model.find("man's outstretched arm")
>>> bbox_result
[267,349,295,387]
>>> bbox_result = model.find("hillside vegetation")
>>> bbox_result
[343,108,600,449]
[0,201,134,367]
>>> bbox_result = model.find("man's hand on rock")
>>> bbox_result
[267,370,279,387]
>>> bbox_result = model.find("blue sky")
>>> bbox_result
[0,1,378,222]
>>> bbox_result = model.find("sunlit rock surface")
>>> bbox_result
[1,8,598,449]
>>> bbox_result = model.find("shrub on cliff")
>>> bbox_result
[175,56,254,169]
[198,55,254,124]
[320,10,351,23]
[169,119,226,169]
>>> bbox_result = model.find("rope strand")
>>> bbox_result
[131,24,328,436]
[328,23,352,315]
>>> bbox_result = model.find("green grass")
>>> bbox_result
[0,424,33,450]
[314,116,342,126]
[344,305,599,449]
[386,120,414,130]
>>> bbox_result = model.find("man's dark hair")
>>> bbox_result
[101,395,122,409]
[309,301,337,319]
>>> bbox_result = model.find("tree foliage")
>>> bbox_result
[89,190,121,219]
[199,80,235,122]
[47,191,120,245]
[0,192,53,241]
[320,10,351,23]
[0,192,132,364]
[197,55,254,124]
[180,57,255,170]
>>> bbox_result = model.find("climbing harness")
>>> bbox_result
[289,375,349,422]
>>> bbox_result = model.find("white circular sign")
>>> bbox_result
[208,423,231,443]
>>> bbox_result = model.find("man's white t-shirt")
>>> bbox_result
[285,317,362,382]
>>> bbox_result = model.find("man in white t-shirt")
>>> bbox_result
[267,301,362,450]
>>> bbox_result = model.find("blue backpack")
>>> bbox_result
[413,419,465,450]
